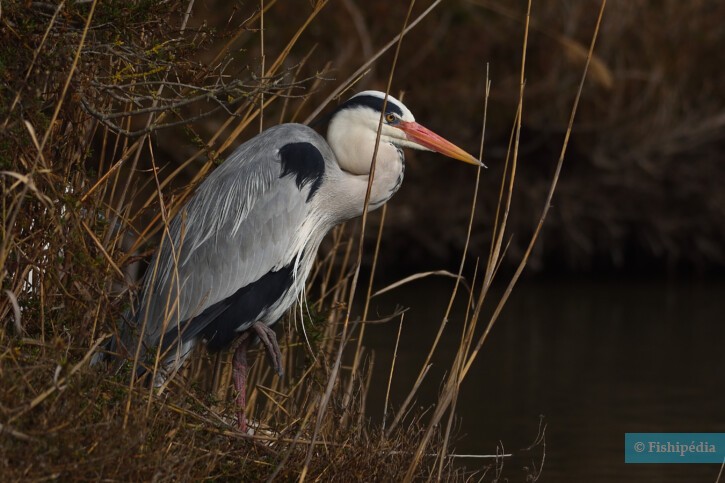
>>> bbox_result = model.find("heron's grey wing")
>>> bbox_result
[137,124,329,351]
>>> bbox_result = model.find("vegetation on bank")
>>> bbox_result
[0,0,621,480]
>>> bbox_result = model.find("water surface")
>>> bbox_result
[364,279,725,481]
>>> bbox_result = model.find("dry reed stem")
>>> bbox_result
[403,2,607,478]
[1,2,64,129]
[303,0,444,124]
[79,4,273,205]
[1,1,613,479]
[342,202,387,422]
[436,67,492,481]
[384,51,489,447]
[382,313,404,432]
[302,2,418,476]
[37,0,97,153]
[8,333,108,425]
[404,0,534,471]
[463,0,607,380]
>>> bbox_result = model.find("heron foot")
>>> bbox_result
[251,321,284,377]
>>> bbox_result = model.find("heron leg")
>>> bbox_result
[231,323,283,432]
[251,321,284,377]
[232,332,251,432]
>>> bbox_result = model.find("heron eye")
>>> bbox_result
[385,113,397,124]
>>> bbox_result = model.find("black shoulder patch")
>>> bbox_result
[279,142,325,202]
[335,94,404,117]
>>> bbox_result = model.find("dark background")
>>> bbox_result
[168,4,725,478]
[2,1,723,481]
[161,0,725,279]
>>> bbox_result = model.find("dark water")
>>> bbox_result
[364,279,725,482]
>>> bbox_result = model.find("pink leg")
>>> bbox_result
[231,322,283,432]
[232,334,251,432]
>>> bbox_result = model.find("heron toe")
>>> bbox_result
[252,321,284,377]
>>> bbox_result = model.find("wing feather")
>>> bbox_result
[136,124,329,349]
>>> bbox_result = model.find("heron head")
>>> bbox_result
[327,90,482,174]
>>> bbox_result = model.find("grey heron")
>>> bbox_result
[104,90,481,431]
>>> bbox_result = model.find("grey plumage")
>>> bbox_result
[135,124,335,369]
[96,91,480,431]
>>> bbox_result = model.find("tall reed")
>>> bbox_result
[0,1,605,480]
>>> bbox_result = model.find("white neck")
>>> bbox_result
[322,109,405,221]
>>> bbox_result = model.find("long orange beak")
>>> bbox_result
[397,121,485,167]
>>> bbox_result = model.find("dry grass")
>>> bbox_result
[1,1,605,480]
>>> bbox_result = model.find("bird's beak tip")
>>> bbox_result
[450,150,486,168]
[400,121,486,169]
[465,154,487,168]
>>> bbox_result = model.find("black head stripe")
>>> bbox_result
[335,94,404,117]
